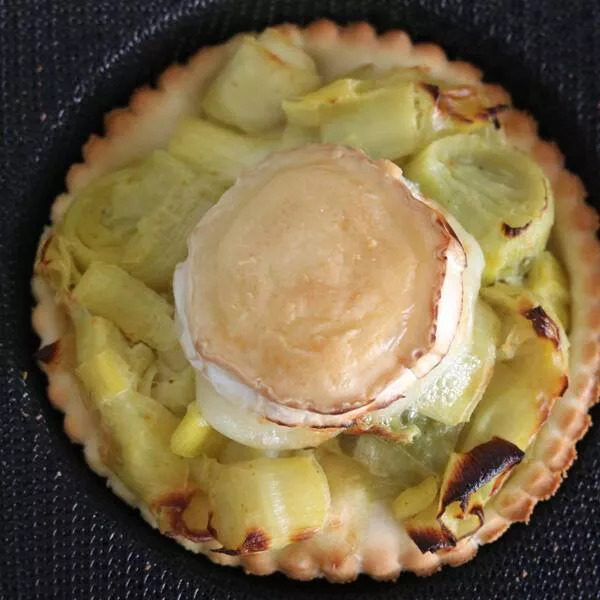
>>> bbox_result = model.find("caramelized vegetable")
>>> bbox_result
[197,455,330,553]
[525,251,570,329]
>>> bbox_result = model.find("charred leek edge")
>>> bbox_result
[202,29,321,134]
[525,250,570,330]
[403,284,568,552]
[197,455,330,554]
[404,132,554,283]
[73,261,177,351]
[283,65,503,160]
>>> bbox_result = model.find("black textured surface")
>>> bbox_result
[1,1,599,598]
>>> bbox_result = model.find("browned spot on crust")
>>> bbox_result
[441,437,524,513]
[523,306,561,348]
[213,528,271,555]
[35,341,59,364]
[405,525,455,554]
[154,491,213,544]
[502,221,531,237]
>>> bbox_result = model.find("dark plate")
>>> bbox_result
[1,1,599,598]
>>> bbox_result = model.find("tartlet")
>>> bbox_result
[32,20,600,582]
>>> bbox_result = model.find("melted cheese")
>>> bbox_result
[174,145,468,430]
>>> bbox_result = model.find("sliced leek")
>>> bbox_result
[76,348,136,400]
[168,117,278,181]
[418,300,501,426]
[170,402,226,458]
[197,455,330,553]
[202,29,321,133]
[100,391,189,503]
[405,133,554,283]
[73,262,177,351]
[284,78,426,159]
[525,251,570,329]
[462,284,568,452]
[393,475,438,521]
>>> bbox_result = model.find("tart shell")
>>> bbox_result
[32,19,600,582]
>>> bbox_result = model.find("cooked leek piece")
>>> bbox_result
[283,78,365,127]
[126,343,155,380]
[202,30,321,133]
[218,441,272,464]
[404,133,554,283]
[157,345,190,372]
[35,233,80,297]
[138,362,157,397]
[73,262,177,351]
[122,176,225,291]
[61,152,196,272]
[181,491,211,538]
[346,434,434,486]
[321,83,426,159]
[76,348,136,400]
[437,493,485,540]
[100,391,189,503]
[360,66,502,143]
[317,449,387,502]
[150,363,195,417]
[525,251,570,329]
[197,455,330,553]
[278,123,319,150]
[393,475,438,521]
[462,284,569,452]
[316,451,372,548]
[419,300,501,425]
[429,285,567,537]
[60,150,223,291]
[285,77,425,159]
[436,439,522,540]
[168,117,279,181]
[403,499,455,553]
[71,310,156,392]
[170,402,226,458]
[401,416,463,474]
[71,310,130,365]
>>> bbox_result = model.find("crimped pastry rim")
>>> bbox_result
[31,19,600,582]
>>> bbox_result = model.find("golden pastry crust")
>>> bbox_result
[32,19,600,582]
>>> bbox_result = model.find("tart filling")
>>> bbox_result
[32,22,599,581]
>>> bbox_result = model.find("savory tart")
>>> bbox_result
[32,20,600,581]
